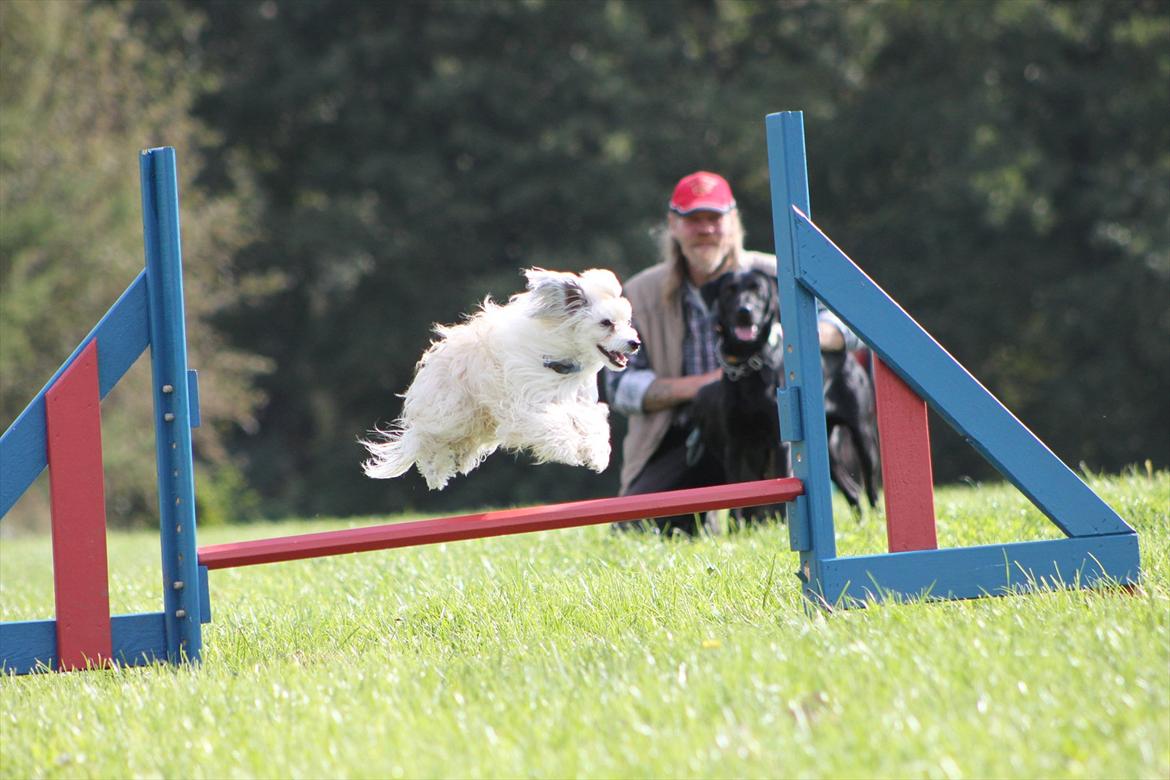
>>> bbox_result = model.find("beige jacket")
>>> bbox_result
[617,250,777,493]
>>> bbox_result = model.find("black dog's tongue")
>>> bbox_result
[734,324,758,341]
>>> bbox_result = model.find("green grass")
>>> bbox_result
[2,471,1167,779]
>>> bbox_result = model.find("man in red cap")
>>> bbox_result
[604,171,858,535]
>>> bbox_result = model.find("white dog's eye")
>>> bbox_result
[600,319,614,329]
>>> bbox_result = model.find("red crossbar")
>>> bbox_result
[198,478,804,570]
[45,340,113,671]
[873,356,938,552]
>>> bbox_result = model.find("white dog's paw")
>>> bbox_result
[580,435,611,473]
[416,451,458,491]
[421,470,451,491]
[534,440,583,468]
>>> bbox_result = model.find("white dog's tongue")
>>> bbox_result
[735,324,758,341]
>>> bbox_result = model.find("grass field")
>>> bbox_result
[1,471,1167,779]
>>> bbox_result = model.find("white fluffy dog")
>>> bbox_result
[361,267,640,490]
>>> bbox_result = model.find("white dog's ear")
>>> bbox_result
[579,268,622,299]
[525,267,589,319]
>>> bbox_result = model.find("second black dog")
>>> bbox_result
[822,348,881,512]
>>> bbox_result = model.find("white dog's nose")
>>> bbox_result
[627,338,641,353]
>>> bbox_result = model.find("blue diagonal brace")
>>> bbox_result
[791,209,1132,538]
[0,273,149,518]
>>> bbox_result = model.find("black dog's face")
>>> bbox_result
[700,270,779,354]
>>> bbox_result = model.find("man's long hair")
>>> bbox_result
[653,209,746,302]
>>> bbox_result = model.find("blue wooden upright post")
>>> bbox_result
[140,147,202,664]
[766,111,837,604]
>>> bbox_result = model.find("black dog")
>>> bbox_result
[689,269,789,525]
[822,348,881,512]
[689,269,880,521]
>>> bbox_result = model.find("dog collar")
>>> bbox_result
[720,352,768,381]
[718,322,783,381]
[543,358,582,375]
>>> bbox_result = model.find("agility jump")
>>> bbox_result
[0,112,1140,674]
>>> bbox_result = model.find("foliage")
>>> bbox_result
[168,0,1168,517]
[2,0,1166,522]
[0,0,271,528]
[808,0,1170,478]
[1,472,1167,778]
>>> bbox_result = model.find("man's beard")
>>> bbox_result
[684,242,730,276]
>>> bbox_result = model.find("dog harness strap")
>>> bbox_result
[542,358,582,374]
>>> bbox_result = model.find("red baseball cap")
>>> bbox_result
[669,171,736,215]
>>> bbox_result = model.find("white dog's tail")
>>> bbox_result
[360,426,418,479]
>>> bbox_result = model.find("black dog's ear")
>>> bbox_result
[749,268,778,289]
[749,268,780,315]
[525,268,588,318]
[700,272,732,311]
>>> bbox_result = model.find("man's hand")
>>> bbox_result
[641,368,722,412]
[818,322,846,352]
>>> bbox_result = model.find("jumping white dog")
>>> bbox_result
[360,268,640,489]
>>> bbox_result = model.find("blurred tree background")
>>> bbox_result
[0,0,272,530]
[2,0,1166,528]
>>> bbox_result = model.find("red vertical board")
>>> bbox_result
[873,356,938,552]
[45,340,112,670]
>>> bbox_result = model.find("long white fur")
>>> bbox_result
[360,267,639,490]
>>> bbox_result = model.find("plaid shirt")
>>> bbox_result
[606,281,716,425]
[680,281,720,377]
[605,279,860,419]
